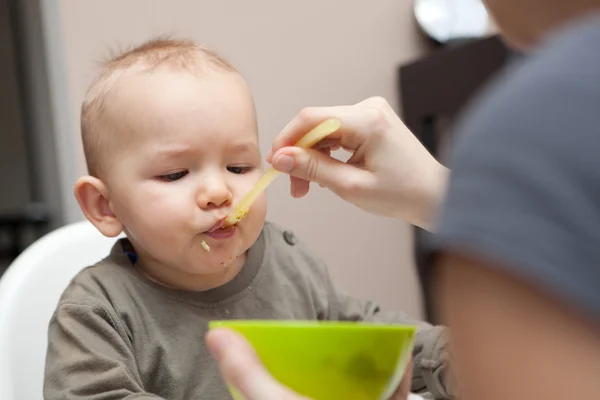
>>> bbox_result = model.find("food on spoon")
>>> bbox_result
[224,118,341,227]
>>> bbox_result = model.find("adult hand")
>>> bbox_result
[206,327,414,400]
[390,357,414,399]
[206,327,308,400]
[267,97,448,230]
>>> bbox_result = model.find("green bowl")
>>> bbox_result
[209,320,417,400]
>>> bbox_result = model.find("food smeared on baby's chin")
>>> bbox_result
[219,254,240,267]
[200,240,210,252]
[195,235,242,267]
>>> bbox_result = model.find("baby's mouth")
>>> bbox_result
[207,219,226,233]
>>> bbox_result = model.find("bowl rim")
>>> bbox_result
[209,320,419,332]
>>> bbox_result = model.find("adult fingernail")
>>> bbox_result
[266,148,273,161]
[272,153,294,173]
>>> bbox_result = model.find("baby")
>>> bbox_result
[43,38,452,400]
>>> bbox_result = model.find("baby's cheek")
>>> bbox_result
[253,192,267,212]
[247,194,267,229]
[132,191,192,230]
[232,176,260,201]
[151,187,192,211]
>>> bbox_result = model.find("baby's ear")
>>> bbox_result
[74,176,124,237]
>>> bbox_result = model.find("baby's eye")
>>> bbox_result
[157,170,188,182]
[227,166,251,175]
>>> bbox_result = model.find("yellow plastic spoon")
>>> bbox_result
[224,118,342,227]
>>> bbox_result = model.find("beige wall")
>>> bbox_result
[57,0,427,317]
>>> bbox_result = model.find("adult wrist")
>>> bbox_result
[413,163,449,232]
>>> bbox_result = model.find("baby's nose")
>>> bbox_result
[197,179,232,209]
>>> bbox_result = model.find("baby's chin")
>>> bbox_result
[186,244,245,271]
[176,254,245,289]
[200,253,241,271]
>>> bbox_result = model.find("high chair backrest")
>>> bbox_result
[0,220,122,400]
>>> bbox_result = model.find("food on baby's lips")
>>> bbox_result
[231,209,248,224]
[223,184,265,227]
[200,240,211,252]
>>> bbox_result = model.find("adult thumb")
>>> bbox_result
[271,147,354,191]
[206,328,304,400]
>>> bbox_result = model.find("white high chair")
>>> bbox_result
[0,220,122,400]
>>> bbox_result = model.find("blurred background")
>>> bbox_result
[0,0,506,320]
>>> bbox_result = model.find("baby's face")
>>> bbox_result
[102,69,266,288]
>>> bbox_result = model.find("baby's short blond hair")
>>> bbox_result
[81,37,237,178]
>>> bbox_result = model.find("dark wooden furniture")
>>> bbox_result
[0,204,51,261]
